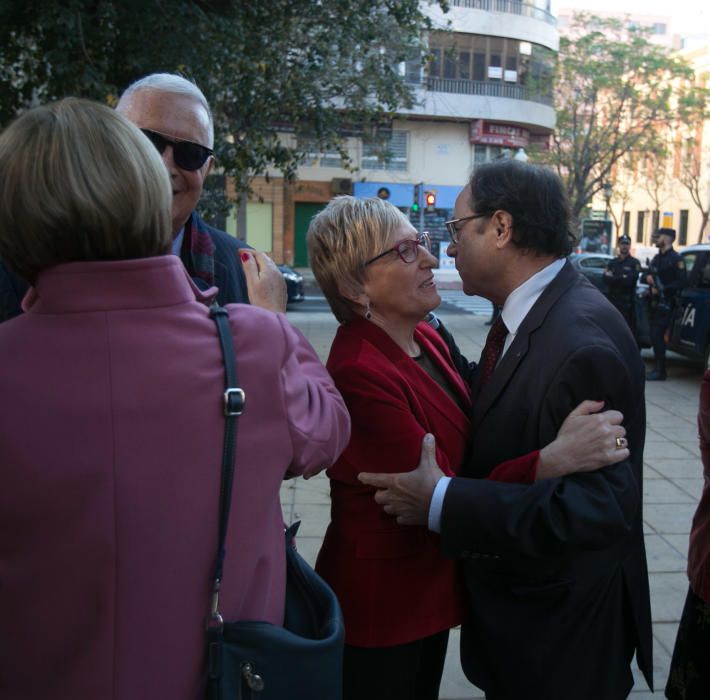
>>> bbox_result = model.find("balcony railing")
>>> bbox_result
[426,76,553,106]
[448,0,556,25]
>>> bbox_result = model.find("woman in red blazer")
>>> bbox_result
[307,196,629,700]
[666,368,710,699]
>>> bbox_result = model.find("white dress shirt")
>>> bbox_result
[427,258,566,533]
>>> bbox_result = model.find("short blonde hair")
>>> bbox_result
[0,98,172,283]
[307,196,411,323]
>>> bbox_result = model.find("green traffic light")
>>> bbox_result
[412,203,419,212]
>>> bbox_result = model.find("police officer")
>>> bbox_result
[645,227,686,380]
[604,234,641,333]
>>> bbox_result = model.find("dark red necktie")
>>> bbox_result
[479,316,508,388]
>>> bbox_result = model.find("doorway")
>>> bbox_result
[294,202,327,267]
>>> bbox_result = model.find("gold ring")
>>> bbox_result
[615,437,628,449]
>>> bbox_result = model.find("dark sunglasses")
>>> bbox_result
[140,128,213,171]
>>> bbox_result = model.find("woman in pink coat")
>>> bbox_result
[0,98,350,699]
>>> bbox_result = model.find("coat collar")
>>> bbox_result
[338,317,472,432]
[472,260,577,428]
[23,256,218,314]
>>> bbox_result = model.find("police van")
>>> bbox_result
[665,244,710,367]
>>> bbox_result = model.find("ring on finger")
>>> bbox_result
[615,436,628,449]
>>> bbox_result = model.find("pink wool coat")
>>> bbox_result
[0,255,350,700]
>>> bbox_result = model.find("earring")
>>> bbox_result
[365,302,372,320]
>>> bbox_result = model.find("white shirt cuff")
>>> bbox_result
[428,476,451,533]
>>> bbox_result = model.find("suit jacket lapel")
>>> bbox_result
[472,261,578,430]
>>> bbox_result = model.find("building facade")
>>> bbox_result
[598,42,710,262]
[226,0,559,267]
[556,9,710,260]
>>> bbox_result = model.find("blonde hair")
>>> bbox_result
[307,196,411,323]
[0,98,172,283]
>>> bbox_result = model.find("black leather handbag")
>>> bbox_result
[206,303,345,700]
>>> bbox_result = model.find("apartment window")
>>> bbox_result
[459,51,471,80]
[362,130,408,172]
[636,211,645,244]
[488,38,503,80]
[623,211,630,237]
[426,32,554,98]
[473,144,508,164]
[403,57,422,84]
[652,210,660,233]
[679,210,689,246]
[429,49,441,78]
[473,50,485,80]
[298,138,345,168]
[443,50,457,79]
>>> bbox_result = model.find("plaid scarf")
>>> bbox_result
[183,212,215,288]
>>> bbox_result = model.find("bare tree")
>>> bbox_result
[538,13,699,220]
[678,121,710,244]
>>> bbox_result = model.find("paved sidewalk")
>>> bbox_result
[282,307,704,699]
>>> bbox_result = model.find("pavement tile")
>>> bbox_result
[644,426,669,440]
[645,534,689,573]
[650,425,704,444]
[662,534,690,557]
[649,573,690,622]
[654,621,681,656]
[643,478,696,504]
[290,475,332,506]
[671,478,704,503]
[289,503,330,537]
[643,464,664,479]
[440,628,485,699]
[644,502,696,534]
[641,441,698,459]
[644,458,705,479]
[291,535,322,568]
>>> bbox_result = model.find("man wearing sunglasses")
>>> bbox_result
[361,160,652,699]
[116,73,250,306]
[0,74,253,322]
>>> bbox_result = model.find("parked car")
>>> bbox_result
[568,252,614,292]
[279,264,305,304]
[665,244,710,367]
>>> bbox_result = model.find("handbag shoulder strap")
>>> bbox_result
[207,302,245,629]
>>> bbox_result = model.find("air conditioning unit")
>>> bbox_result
[331,178,353,195]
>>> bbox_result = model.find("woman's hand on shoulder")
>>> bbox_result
[537,400,629,480]
[240,250,287,313]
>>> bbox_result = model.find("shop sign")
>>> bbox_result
[470,120,530,148]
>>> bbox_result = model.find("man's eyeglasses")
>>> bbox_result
[444,213,488,245]
[140,128,214,171]
[364,232,431,266]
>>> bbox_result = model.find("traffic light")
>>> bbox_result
[412,183,421,212]
[425,191,436,212]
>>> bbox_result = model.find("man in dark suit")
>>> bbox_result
[361,160,652,699]
[0,74,249,323]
